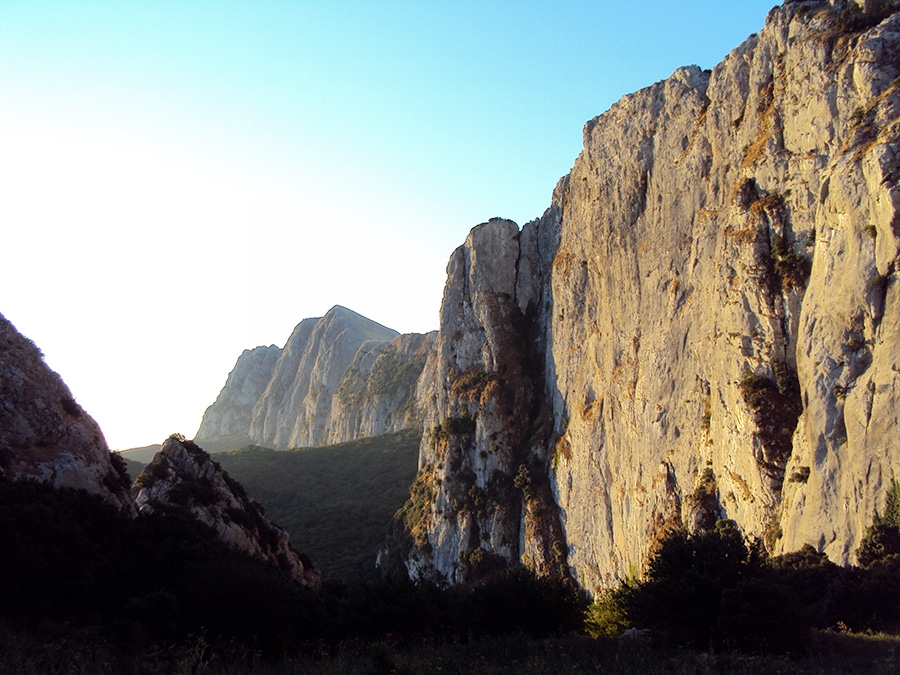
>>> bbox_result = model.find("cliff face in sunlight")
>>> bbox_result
[196,305,435,450]
[405,0,900,590]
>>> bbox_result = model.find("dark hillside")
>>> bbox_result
[217,428,420,583]
[119,454,145,479]
[0,477,310,655]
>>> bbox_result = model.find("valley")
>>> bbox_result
[4,1,900,671]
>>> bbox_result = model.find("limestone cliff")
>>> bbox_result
[0,313,134,514]
[134,436,321,589]
[408,0,900,589]
[195,344,282,444]
[406,217,564,584]
[196,306,433,450]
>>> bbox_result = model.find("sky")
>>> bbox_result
[0,0,778,450]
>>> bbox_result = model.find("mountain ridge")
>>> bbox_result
[195,304,436,451]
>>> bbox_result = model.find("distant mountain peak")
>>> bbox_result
[196,307,434,451]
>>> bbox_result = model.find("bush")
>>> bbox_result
[587,500,900,651]
[611,522,750,649]
[0,478,308,655]
[857,477,900,568]
[857,523,900,568]
[739,368,775,411]
[588,521,810,653]
[585,585,633,638]
[719,576,807,653]
[467,567,588,638]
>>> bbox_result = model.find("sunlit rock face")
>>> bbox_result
[408,1,900,589]
[247,305,399,447]
[134,436,321,589]
[197,305,435,450]
[0,312,135,514]
[408,216,564,585]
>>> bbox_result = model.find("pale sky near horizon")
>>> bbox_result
[0,1,777,450]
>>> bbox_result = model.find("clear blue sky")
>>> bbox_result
[0,1,777,449]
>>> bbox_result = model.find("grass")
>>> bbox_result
[2,630,898,675]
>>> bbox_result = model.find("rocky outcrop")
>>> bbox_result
[134,436,321,589]
[0,313,320,588]
[408,217,563,584]
[0,313,134,514]
[407,1,900,589]
[195,344,282,444]
[196,306,434,450]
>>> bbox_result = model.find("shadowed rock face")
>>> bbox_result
[408,1,900,589]
[195,345,282,443]
[196,305,435,450]
[0,313,320,588]
[0,313,134,514]
[407,217,564,585]
[134,436,321,589]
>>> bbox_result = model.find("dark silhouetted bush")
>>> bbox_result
[857,523,900,568]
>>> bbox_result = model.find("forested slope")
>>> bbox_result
[217,429,420,582]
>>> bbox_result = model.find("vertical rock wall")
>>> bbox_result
[328,331,437,444]
[408,1,900,590]
[408,215,565,584]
